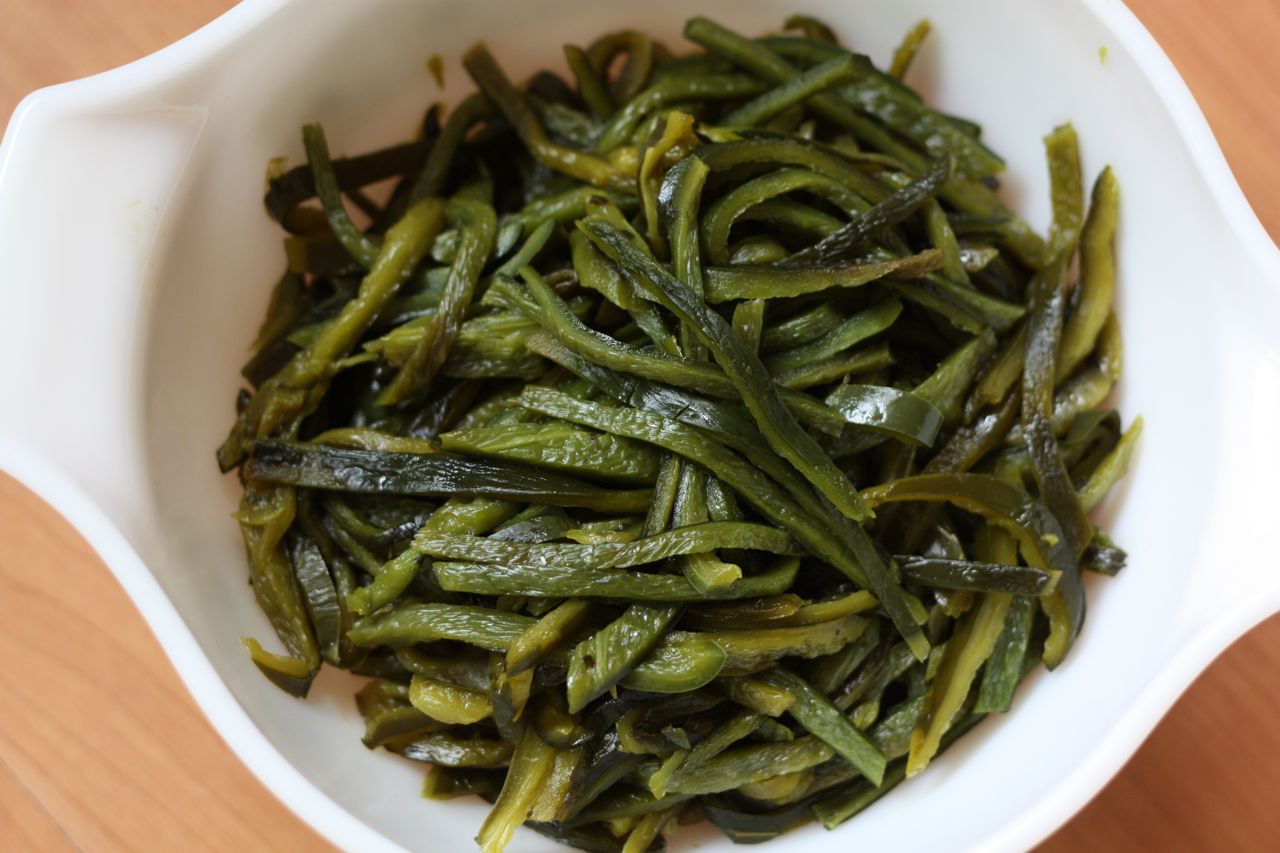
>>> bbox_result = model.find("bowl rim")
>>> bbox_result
[1,1,1277,851]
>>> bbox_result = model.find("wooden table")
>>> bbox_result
[2,2,1277,850]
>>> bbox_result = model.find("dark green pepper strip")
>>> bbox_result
[287,534,341,662]
[697,614,870,675]
[824,384,943,447]
[659,146,710,362]
[973,527,1036,714]
[563,43,613,119]
[349,496,516,615]
[594,73,767,153]
[780,156,952,267]
[673,465,743,592]
[897,555,1054,596]
[724,54,863,127]
[1058,166,1119,381]
[586,29,657,104]
[889,19,932,79]
[580,219,871,524]
[760,668,887,785]
[912,329,998,427]
[923,197,969,286]
[415,522,797,570]
[891,277,1021,337]
[644,454,682,536]
[783,13,839,42]
[859,472,1081,668]
[349,603,533,652]
[1021,258,1090,649]
[440,422,661,484]
[761,303,844,350]
[218,197,445,471]
[701,168,870,265]
[774,343,893,391]
[732,299,767,354]
[431,555,800,601]
[751,34,1005,181]
[706,252,939,303]
[392,733,513,768]
[378,195,496,404]
[517,270,846,435]
[462,43,631,191]
[266,137,428,227]
[506,599,595,675]
[235,483,319,696]
[1078,416,1143,512]
[409,93,495,201]
[1045,124,1084,258]
[689,137,889,206]
[245,440,652,513]
[566,604,683,713]
[618,635,728,694]
[516,385,929,660]
[665,736,834,796]
[805,618,881,695]
[302,123,381,267]
[477,724,558,853]
[766,298,902,374]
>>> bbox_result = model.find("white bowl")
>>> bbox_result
[1,0,1277,850]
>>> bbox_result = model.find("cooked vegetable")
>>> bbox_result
[221,15,1136,851]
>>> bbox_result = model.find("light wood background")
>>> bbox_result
[1,1,1277,851]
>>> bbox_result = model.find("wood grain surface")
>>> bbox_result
[1,2,1277,851]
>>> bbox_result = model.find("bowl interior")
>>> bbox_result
[134,0,1243,849]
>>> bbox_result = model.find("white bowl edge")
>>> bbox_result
[0,1,1277,851]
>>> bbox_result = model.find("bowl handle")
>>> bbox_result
[0,88,206,540]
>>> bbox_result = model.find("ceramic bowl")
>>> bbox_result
[1,0,1278,850]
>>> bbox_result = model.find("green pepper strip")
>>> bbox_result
[1058,166,1119,381]
[780,156,952,267]
[245,440,652,513]
[896,555,1054,596]
[516,385,929,660]
[439,421,661,484]
[477,725,557,853]
[414,522,797,570]
[673,465,743,593]
[379,195,496,404]
[704,251,941,303]
[889,19,932,79]
[580,218,871,524]
[824,384,943,447]
[1021,258,1090,654]
[973,528,1036,714]
[1044,124,1084,258]
[761,668,886,785]
[701,167,870,265]
[712,29,1042,265]
[409,93,495,201]
[765,298,902,374]
[563,43,614,119]
[431,555,800,601]
[774,343,894,391]
[462,43,631,191]
[514,269,846,435]
[594,74,767,153]
[302,123,381,267]
[566,604,684,713]
[218,197,445,470]
[724,54,863,127]
[860,472,1081,669]
[664,736,835,796]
